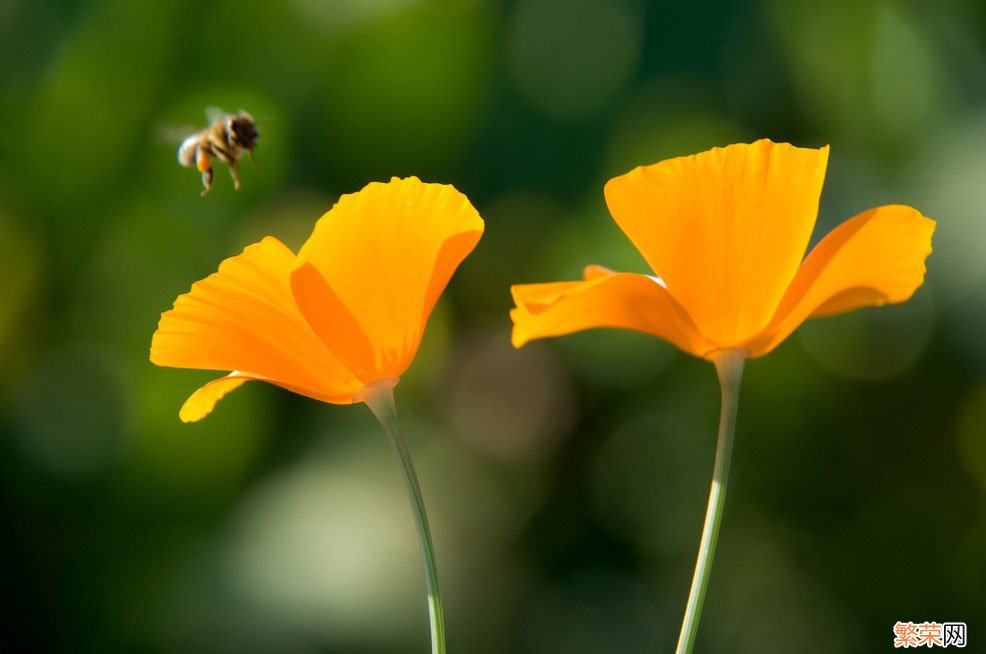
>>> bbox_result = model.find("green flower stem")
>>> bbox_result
[361,380,446,654]
[675,348,747,654]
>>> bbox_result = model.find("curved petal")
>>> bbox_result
[290,177,483,381]
[178,371,361,423]
[179,375,249,423]
[511,266,713,356]
[745,205,935,356]
[604,140,829,345]
[151,237,363,399]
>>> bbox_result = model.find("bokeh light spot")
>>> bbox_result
[291,0,422,35]
[315,0,493,179]
[226,441,420,646]
[796,285,935,380]
[0,216,43,394]
[445,330,575,462]
[506,0,642,122]
[910,116,986,370]
[605,83,746,178]
[12,346,127,478]
[957,385,986,491]
[766,0,948,148]
[591,394,714,558]
[705,520,862,653]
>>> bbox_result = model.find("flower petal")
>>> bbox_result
[290,177,483,381]
[151,237,362,399]
[604,140,829,345]
[178,370,362,422]
[179,375,249,423]
[511,267,713,356]
[745,205,935,356]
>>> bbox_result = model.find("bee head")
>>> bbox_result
[226,113,258,150]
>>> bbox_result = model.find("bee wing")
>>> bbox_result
[205,106,229,124]
[155,124,199,144]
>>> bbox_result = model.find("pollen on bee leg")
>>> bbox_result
[195,150,211,173]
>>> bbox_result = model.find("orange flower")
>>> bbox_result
[151,177,484,422]
[511,140,935,358]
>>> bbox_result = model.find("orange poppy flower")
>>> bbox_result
[511,140,935,358]
[151,176,484,422]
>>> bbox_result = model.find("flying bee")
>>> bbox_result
[178,109,259,196]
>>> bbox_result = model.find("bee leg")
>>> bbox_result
[228,161,241,191]
[247,149,259,170]
[196,150,213,196]
[200,167,213,196]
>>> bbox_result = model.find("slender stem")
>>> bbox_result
[674,348,747,654]
[360,380,446,654]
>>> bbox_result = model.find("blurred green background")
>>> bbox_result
[2,0,984,652]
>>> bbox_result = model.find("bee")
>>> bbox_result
[178,109,259,196]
